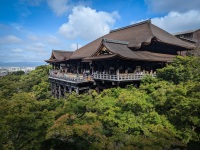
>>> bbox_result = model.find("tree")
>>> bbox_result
[45,88,184,149]
[1,58,200,149]
[19,65,51,95]
[0,72,22,99]
[0,93,55,150]
[140,78,200,149]
[10,70,25,75]
[0,65,51,100]
[157,56,200,84]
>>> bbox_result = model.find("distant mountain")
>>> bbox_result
[0,62,46,67]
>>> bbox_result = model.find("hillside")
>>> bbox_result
[0,56,200,150]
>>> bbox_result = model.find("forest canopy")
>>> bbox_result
[0,56,199,150]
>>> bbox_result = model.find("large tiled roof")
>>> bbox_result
[45,50,73,63]
[173,29,198,35]
[150,24,195,49]
[69,20,195,59]
[85,39,176,62]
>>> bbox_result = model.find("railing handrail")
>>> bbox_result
[49,70,156,82]
[49,70,93,82]
[93,72,156,81]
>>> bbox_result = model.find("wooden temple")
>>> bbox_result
[45,20,195,98]
[174,28,200,56]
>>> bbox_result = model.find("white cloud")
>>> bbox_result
[47,0,71,16]
[145,0,200,13]
[6,35,22,43]
[28,34,38,41]
[11,23,25,32]
[33,42,46,48]
[46,35,60,44]
[25,42,46,52]
[70,43,82,51]
[0,35,22,44]
[152,10,200,33]
[59,6,120,41]
[11,48,24,53]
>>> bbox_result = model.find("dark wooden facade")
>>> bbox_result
[174,29,200,56]
[45,20,195,97]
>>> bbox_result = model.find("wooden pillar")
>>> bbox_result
[116,69,119,81]
[96,84,100,94]
[55,84,58,98]
[59,85,61,98]
[116,59,119,81]
[75,87,79,94]
[90,62,94,74]
[64,86,66,98]
[50,82,53,95]
[69,86,72,94]
[52,83,55,98]
[52,63,55,69]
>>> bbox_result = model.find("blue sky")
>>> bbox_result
[0,0,200,63]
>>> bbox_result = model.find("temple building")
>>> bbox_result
[45,20,195,98]
[174,29,200,56]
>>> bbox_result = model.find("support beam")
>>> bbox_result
[116,69,119,81]
[64,86,66,98]
[59,85,61,98]
[69,87,72,94]
[55,84,58,98]
[96,86,100,94]
[50,82,53,95]
[75,87,79,94]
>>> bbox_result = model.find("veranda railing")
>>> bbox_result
[49,70,92,82]
[49,70,156,82]
[93,72,156,81]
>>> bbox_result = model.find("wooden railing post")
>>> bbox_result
[116,69,119,81]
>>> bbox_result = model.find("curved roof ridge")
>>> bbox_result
[148,20,154,37]
[110,19,151,33]
[52,49,73,53]
[103,38,129,45]
[173,29,198,35]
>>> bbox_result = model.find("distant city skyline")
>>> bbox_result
[0,0,200,63]
[0,66,35,77]
[0,61,46,67]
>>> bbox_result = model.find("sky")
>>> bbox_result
[0,0,200,64]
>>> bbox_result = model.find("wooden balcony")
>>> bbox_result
[49,70,156,83]
[93,72,156,81]
[49,70,93,83]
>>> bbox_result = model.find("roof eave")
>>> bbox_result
[155,38,196,50]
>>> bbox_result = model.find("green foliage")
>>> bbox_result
[0,65,51,100]
[45,88,185,149]
[140,78,200,147]
[0,92,55,150]
[0,72,22,99]
[19,65,51,94]
[157,56,200,84]
[10,70,25,75]
[0,57,200,149]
